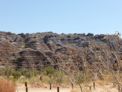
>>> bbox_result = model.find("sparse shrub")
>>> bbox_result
[54,70,65,85]
[0,79,15,92]
[12,70,21,80]
[42,66,56,89]
[18,68,38,79]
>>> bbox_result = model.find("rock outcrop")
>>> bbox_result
[0,31,122,74]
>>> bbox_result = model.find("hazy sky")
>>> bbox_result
[0,0,122,35]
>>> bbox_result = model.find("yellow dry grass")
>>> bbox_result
[0,79,15,92]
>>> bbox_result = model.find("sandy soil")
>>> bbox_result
[16,87,71,92]
[16,84,118,92]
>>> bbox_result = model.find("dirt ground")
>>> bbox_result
[16,87,71,92]
[16,85,118,92]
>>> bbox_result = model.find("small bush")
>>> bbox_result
[0,79,15,92]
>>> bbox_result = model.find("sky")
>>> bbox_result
[0,0,122,35]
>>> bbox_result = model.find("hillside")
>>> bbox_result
[0,32,122,77]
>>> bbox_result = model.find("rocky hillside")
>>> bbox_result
[0,31,122,74]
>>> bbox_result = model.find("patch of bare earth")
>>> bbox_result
[16,84,118,92]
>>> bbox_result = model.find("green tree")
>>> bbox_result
[55,70,65,86]
[74,70,92,92]
[42,66,56,90]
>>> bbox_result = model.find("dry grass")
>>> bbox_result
[70,89,79,92]
[0,79,15,92]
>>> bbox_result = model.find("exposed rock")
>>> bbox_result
[0,31,121,74]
